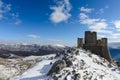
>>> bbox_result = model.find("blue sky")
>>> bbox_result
[1,0,120,46]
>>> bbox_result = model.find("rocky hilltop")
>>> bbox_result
[11,48,120,80]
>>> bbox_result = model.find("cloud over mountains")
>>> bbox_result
[50,0,72,23]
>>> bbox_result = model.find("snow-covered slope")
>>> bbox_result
[11,48,120,80]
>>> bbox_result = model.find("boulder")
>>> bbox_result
[75,50,79,55]
[62,57,73,67]
[65,59,73,67]
[47,60,66,75]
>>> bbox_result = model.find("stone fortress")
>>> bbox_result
[77,31,112,62]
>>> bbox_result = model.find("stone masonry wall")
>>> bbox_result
[77,31,112,62]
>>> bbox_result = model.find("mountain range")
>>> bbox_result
[0,43,69,57]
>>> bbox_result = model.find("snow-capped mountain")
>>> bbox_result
[11,48,120,80]
[0,43,67,52]
[0,43,70,57]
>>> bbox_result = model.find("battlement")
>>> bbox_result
[77,31,112,62]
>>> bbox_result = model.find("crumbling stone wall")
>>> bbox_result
[77,38,83,48]
[77,31,112,62]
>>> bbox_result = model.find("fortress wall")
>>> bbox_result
[101,46,112,62]
[83,45,103,56]
[83,44,112,62]
[97,39,102,46]
[77,31,113,63]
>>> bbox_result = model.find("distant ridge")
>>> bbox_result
[0,43,70,57]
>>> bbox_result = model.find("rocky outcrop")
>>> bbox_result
[46,47,120,80]
[62,55,73,67]
[47,60,66,75]
[74,73,81,80]
[64,59,73,67]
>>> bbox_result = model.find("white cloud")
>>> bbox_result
[63,0,71,11]
[0,1,11,20]
[50,0,72,23]
[97,34,106,39]
[108,33,120,42]
[79,6,120,43]
[79,13,106,30]
[27,34,40,39]
[0,0,21,25]
[111,33,120,38]
[80,7,93,13]
[91,29,112,34]
[79,7,112,34]
[89,22,107,30]
[97,5,109,14]
[79,13,100,25]
[113,20,120,29]
[80,18,99,25]
[79,13,88,19]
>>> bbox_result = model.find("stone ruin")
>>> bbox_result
[77,31,112,62]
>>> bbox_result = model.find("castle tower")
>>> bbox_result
[85,31,91,44]
[92,32,97,44]
[77,38,83,48]
[101,38,112,62]
[101,38,107,46]
[85,31,97,44]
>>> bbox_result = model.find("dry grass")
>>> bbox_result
[0,58,12,66]
[0,58,9,62]
[17,61,31,68]
[0,58,31,80]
